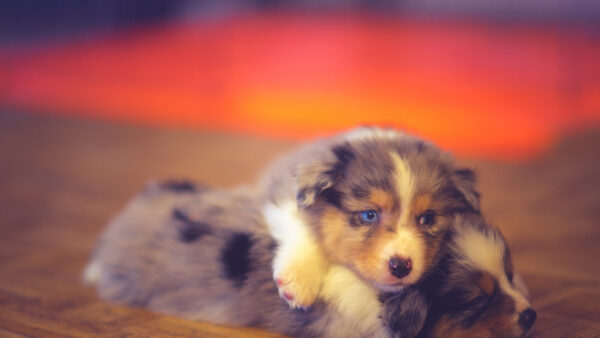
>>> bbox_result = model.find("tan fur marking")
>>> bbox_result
[412,194,433,216]
[369,189,395,211]
[319,205,401,286]
[355,230,398,282]
[479,272,496,296]
[319,208,349,262]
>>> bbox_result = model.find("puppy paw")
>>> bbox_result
[273,260,325,310]
[382,286,429,338]
[273,270,322,310]
[269,223,329,310]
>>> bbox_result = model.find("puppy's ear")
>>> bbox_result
[296,162,335,207]
[452,168,481,212]
[296,143,355,208]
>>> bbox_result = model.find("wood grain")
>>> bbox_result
[0,111,598,337]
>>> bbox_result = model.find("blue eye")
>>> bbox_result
[359,210,379,224]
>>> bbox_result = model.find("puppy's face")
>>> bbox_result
[431,219,536,337]
[297,129,477,291]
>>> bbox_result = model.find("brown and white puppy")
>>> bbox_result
[382,214,537,338]
[261,127,480,308]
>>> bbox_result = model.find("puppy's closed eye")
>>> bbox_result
[463,295,490,327]
[448,273,497,328]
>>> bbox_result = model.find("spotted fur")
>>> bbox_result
[84,183,391,336]
[84,181,532,337]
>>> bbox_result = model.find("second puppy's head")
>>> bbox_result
[381,214,536,338]
[296,127,479,291]
[424,214,536,337]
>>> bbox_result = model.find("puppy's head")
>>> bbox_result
[296,127,479,291]
[428,214,536,337]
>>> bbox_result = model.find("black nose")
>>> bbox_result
[389,257,412,278]
[518,308,537,330]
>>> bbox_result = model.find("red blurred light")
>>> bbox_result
[1,14,599,160]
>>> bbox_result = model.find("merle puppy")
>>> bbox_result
[84,181,391,336]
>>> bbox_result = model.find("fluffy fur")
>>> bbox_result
[384,214,537,338]
[85,182,535,337]
[84,127,535,337]
[84,182,391,337]
[259,126,480,308]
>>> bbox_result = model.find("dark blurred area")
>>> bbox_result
[1,0,177,46]
[3,0,600,47]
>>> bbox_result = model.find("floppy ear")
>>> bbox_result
[295,162,335,207]
[295,143,355,208]
[452,168,481,212]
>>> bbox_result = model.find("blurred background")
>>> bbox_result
[1,0,599,160]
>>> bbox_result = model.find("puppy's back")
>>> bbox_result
[85,182,306,328]
[85,181,398,337]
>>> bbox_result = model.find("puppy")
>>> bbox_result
[260,126,480,308]
[84,181,390,337]
[381,214,537,337]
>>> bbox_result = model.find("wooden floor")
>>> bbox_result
[1,112,599,337]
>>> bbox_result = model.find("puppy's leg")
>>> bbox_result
[381,286,429,338]
[264,201,328,309]
[273,233,329,309]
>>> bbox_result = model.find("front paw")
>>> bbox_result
[382,286,429,338]
[273,263,324,310]
[274,274,320,310]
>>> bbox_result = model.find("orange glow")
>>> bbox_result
[1,14,599,160]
